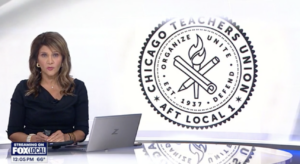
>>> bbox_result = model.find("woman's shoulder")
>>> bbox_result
[73,78,87,90]
[15,79,28,90]
[74,78,85,86]
[11,80,28,98]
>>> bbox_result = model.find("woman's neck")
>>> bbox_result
[40,74,59,88]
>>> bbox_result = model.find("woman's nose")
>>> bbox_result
[47,56,53,64]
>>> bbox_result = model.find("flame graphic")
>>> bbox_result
[189,143,207,164]
[188,35,206,67]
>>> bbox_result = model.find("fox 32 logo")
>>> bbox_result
[11,142,47,162]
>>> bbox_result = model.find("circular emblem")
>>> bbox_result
[143,143,255,164]
[138,17,257,129]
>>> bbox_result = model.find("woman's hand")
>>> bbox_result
[31,132,48,142]
[47,130,65,142]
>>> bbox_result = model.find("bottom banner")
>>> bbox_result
[11,142,48,163]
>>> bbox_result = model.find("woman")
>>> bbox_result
[7,32,89,143]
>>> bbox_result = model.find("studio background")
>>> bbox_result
[0,0,300,145]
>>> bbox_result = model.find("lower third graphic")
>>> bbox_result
[11,142,47,163]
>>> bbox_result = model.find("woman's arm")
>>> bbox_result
[73,81,89,142]
[7,81,27,141]
[61,130,85,142]
[9,132,48,142]
[47,130,85,142]
[9,132,28,142]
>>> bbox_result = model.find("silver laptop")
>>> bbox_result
[66,113,142,152]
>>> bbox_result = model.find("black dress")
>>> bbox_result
[6,79,89,141]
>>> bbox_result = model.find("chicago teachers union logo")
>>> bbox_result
[143,143,255,164]
[138,16,257,129]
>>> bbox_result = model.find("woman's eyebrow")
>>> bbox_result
[39,51,60,54]
[52,50,60,53]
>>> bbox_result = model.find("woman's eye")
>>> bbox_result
[53,53,59,57]
[41,53,47,57]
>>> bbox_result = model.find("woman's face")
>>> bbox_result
[37,45,62,78]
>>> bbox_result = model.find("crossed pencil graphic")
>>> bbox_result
[174,35,220,99]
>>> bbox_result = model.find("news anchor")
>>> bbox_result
[6,32,89,143]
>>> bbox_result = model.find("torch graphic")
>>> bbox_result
[188,35,206,99]
[174,35,220,99]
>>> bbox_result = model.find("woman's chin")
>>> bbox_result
[41,72,59,78]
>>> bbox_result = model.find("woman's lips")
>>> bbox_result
[47,67,54,71]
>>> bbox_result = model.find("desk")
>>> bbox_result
[0,142,292,164]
